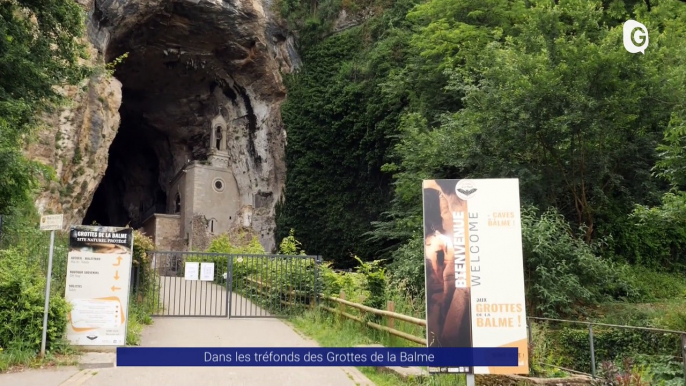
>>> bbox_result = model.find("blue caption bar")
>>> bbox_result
[116,347,518,367]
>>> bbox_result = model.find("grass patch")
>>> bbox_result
[126,302,154,346]
[0,344,79,373]
[289,307,466,386]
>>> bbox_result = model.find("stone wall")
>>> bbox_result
[185,163,241,237]
[154,215,182,251]
[189,215,212,252]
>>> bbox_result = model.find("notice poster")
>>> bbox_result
[65,226,133,346]
[200,262,214,281]
[422,179,528,375]
[185,262,199,281]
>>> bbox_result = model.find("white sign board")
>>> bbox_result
[40,214,63,231]
[422,179,527,375]
[200,263,215,281]
[65,226,133,346]
[185,262,199,281]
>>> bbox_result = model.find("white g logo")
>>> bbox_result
[623,20,649,54]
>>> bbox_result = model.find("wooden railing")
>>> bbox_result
[320,290,427,346]
[318,291,686,382]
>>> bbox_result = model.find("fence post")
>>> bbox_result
[339,290,345,322]
[387,301,395,329]
[681,334,686,385]
[313,256,320,308]
[589,323,596,378]
[527,318,532,347]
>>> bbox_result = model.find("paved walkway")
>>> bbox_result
[0,291,373,386]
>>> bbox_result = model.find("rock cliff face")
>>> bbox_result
[29,0,300,252]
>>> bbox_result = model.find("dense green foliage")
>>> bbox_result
[0,248,69,352]
[0,1,97,360]
[275,21,408,268]
[276,0,686,318]
[553,325,679,375]
[0,0,88,215]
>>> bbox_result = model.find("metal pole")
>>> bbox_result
[314,256,320,307]
[466,374,476,386]
[589,324,596,378]
[40,230,56,357]
[681,334,686,385]
[527,318,532,346]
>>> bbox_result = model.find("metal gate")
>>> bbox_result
[130,251,321,318]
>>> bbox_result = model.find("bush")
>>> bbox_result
[597,357,654,386]
[0,248,69,352]
[521,206,638,317]
[354,256,386,311]
[387,235,425,301]
[279,229,307,255]
[553,326,679,374]
[385,205,639,318]
[187,233,267,284]
[620,265,686,302]
[132,230,155,299]
[318,262,367,300]
[528,322,567,378]
[614,192,686,273]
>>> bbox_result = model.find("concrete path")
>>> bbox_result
[0,367,80,386]
[0,289,373,386]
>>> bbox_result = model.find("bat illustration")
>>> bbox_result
[457,188,477,196]
[86,335,98,340]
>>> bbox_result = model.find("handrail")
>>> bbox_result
[320,305,427,345]
[319,295,686,335]
[528,316,686,335]
[320,294,426,326]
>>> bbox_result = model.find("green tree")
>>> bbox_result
[381,0,685,246]
[0,0,88,214]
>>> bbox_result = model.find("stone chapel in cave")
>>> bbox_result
[140,116,241,251]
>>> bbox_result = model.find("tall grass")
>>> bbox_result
[289,307,467,386]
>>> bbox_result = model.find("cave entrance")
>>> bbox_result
[82,110,169,227]
[82,0,263,228]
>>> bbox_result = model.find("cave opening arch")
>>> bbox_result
[80,0,295,251]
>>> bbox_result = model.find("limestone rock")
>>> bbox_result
[28,70,122,226]
[28,0,301,252]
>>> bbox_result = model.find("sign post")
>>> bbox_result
[39,214,64,357]
[65,226,133,346]
[421,179,528,376]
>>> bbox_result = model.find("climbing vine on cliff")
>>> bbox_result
[276,20,411,267]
